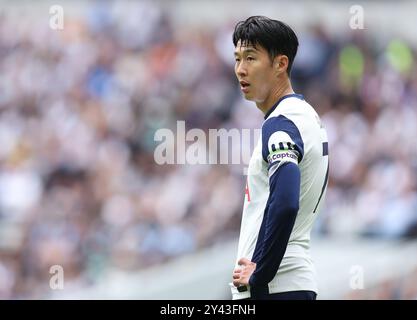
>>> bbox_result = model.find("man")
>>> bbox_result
[230,16,329,300]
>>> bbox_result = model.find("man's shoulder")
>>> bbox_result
[262,100,305,132]
[271,96,310,117]
[265,97,320,133]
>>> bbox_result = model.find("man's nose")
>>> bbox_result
[236,62,247,77]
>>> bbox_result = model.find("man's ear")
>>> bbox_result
[274,55,289,76]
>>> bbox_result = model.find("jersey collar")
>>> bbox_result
[263,93,304,120]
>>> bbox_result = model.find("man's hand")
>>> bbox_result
[232,257,256,287]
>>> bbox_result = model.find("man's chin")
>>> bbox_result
[243,93,254,100]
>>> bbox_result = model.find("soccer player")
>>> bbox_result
[230,16,329,300]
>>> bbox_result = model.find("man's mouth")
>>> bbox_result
[240,81,250,93]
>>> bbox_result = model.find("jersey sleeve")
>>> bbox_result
[248,115,304,296]
[249,162,301,295]
[261,114,304,177]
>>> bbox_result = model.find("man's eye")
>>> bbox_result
[247,57,255,61]
[235,58,241,62]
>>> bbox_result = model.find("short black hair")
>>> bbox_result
[233,16,299,75]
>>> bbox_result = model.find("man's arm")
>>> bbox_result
[232,162,300,294]
[249,161,300,289]
[232,115,303,295]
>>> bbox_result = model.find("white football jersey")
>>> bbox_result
[230,94,329,299]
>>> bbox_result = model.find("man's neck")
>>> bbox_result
[256,80,294,115]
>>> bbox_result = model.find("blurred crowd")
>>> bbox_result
[0,1,416,299]
[345,265,417,300]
